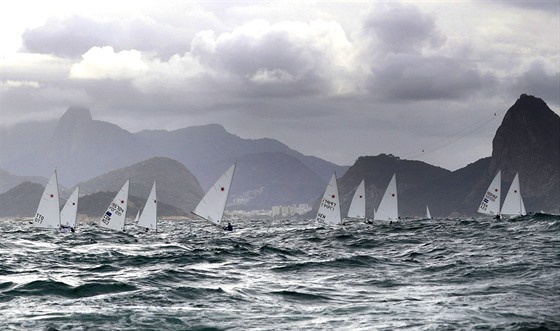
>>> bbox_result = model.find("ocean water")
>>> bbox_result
[0,215,559,330]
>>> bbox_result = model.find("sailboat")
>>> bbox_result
[374,173,398,221]
[347,179,366,221]
[477,171,501,217]
[60,186,79,231]
[426,205,432,220]
[32,170,61,229]
[136,181,158,232]
[99,180,129,232]
[192,164,236,227]
[500,173,526,217]
[315,173,341,225]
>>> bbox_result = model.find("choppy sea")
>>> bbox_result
[0,215,559,330]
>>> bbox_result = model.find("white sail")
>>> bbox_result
[477,171,501,216]
[315,173,341,225]
[32,170,61,229]
[347,179,366,219]
[60,186,79,228]
[99,180,129,232]
[137,181,158,231]
[193,164,236,226]
[501,173,526,217]
[133,210,140,224]
[426,205,432,219]
[375,173,398,221]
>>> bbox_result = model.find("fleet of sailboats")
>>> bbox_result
[27,164,530,235]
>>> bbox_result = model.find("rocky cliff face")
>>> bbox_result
[488,94,559,211]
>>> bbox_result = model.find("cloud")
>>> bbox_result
[366,53,496,101]
[21,13,217,59]
[510,60,560,106]
[1,80,40,89]
[69,46,148,80]
[190,19,356,97]
[364,3,446,54]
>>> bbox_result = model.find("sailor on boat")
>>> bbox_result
[59,225,75,233]
[224,222,233,231]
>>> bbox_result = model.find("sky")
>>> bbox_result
[1,0,559,170]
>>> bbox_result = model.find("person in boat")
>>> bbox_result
[224,222,233,231]
[145,227,149,232]
[494,214,501,220]
[59,225,75,233]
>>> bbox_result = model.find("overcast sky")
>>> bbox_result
[1,1,559,170]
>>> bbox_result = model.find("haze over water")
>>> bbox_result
[1,215,559,330]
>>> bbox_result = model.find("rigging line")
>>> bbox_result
[401,107,508,160]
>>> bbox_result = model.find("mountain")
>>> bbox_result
[77,157,204,213]
[339,94,559,217]
[0,182,45,217]
[487,94,559,212]
[0,107,345,210]
[338,154,451,217]
[0,168,47,194]
[77,191,188,218]
[227,152,325,210]
[135,124,346,188]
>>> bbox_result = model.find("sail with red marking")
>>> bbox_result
[477,171,501,216]
[60,186,79,228]
[99,180,129,232]
[315,173,341,225]
[347,179,365,220]
[192,164,236,226]
[501,173,526,217]
[137,181,158,231]
[375,173,398,221]
[32,170,61,229]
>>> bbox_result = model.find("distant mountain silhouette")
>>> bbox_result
[76,157,204,213]
[337,154,451,217]
[228,152,325,210]
[339,94,560,216]
[0,168,47,194]
[0,107,345,210]
[0,181,44,217]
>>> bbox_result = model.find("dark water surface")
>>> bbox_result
[1,215,559,330]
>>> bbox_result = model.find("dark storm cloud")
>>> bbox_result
[510,61,560,106]
[366,54,496,101]
[364,3,446,54]
[22,15,191,59]
[190,21,345,97]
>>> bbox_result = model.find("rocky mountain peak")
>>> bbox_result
[59,106,93,126]
[490,94,559,209]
